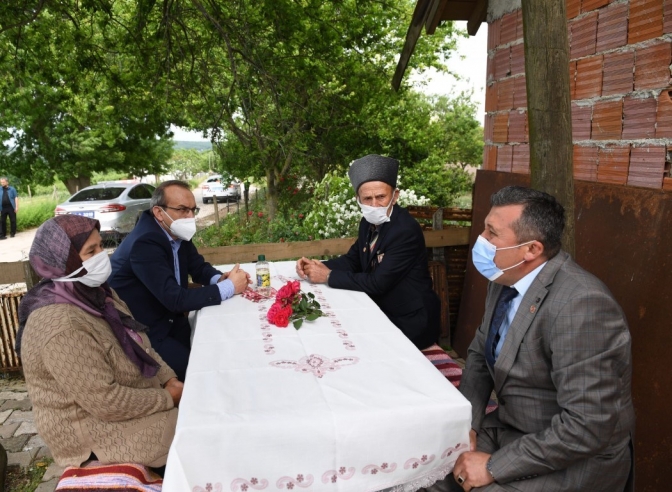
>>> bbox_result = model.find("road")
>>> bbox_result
[0,184,244,265]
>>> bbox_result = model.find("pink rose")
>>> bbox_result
[274,305,292,327]
[289,280,301,296]
[267,301,293,327]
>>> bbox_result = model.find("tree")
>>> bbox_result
[148,0,461,218]
[167,148,212,180]
[0,0,174,193]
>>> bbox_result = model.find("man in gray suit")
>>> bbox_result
[441,186,634,491]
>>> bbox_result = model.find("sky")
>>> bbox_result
[171,21,488,141]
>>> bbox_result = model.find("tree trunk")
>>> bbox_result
[521,0,575,257]
[63,176,92,195]
[266,169,278,220]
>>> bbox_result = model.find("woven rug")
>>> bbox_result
[56,461,163,492]
[422,344,498,414]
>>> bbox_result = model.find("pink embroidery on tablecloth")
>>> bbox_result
[335,329,348,338]
[230,477,269,491]
[404,454,436,469]
[276,473,314,489]
[361,462,397,475]
[270,354,359,378]
[264,344,275,354]
[193,483,223,492]
[441,443,468,459]
[321,466,355,483]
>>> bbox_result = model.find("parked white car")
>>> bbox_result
[55,182,155,237]
[201,174,242,203]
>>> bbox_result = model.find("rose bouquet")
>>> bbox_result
[267,280,325,329]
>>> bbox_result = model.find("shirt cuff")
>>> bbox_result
[210,274,222,285]
[216,279,235,301]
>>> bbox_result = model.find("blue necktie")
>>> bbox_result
[485,286,518,369]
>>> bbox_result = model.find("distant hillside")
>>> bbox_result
[173,140,212,151]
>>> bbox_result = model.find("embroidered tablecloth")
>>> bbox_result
[163,261,471,492]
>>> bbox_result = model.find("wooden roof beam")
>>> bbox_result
[426,0,448,35]
[392,0,432,91]
[467,0,488,35]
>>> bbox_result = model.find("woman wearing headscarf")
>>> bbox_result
[17,215,182,469]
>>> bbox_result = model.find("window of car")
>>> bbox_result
[128,184,153,199]
[70,187,126,202]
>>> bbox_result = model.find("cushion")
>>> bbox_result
[56,461,163,492]
[422,344,498,414]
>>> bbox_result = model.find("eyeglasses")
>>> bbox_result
[162,205,200,216]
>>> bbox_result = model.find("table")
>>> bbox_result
[163,261,471,492]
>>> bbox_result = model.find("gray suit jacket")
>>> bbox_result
[460,251,635,489]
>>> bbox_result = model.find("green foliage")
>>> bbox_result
[16,197,59,232]
[193,203,311,248]
[167,149,213,181]
[0,1,482,211]
[403,160,474,207]
[0,1,174,189]
[194,167,434,246]
[303,170,431,240]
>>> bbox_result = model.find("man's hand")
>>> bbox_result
[217,272,229,283]
[303,260,330,284]
[452,451,494,491]
[296,257,311,279]
[227,264,252,294]
[469,429,478,451]
[164,377,184,407]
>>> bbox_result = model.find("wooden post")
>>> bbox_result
[22,261,40,290]
[432,208,444,262]
[27,185,32,199]
[521,0,575,256]
[213,198,220,227]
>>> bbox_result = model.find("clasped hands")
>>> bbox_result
[217,264,252,294]
[451,429,494,491]
[163,377,184,407]
[295,257,330,284]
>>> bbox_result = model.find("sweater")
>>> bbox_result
[20,292,179,468]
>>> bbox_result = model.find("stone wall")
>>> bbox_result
[483,0,672,191]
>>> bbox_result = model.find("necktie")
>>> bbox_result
[484,286,518,369]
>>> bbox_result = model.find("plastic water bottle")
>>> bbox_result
[256,254,270,296]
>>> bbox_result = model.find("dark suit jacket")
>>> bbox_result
[324,205,440,349]
[109,210,222,341]
[460,251,635,490]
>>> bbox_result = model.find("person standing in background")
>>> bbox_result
[0,176,19,239]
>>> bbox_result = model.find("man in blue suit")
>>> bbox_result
[296,155,440,350]
[109,180,250,381]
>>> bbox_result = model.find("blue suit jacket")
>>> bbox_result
[324,205,440,349]
[109,210,222,340]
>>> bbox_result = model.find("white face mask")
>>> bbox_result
[161,208,197,241]
[357,195,395,226]
[53,250,112,287]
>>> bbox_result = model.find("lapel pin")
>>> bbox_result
[530,305,537,314]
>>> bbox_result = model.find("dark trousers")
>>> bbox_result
[147,316,191,382]
[0,207,16,237]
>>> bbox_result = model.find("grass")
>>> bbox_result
[16,195,65,232]
[4,458,52,492]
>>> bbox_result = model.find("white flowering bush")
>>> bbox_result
[303,169,431,240]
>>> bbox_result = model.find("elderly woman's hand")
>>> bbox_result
[164,378,184,407]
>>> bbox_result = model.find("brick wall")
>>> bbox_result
[483,0,672,191]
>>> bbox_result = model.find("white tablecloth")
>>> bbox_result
[163,261,471,492]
